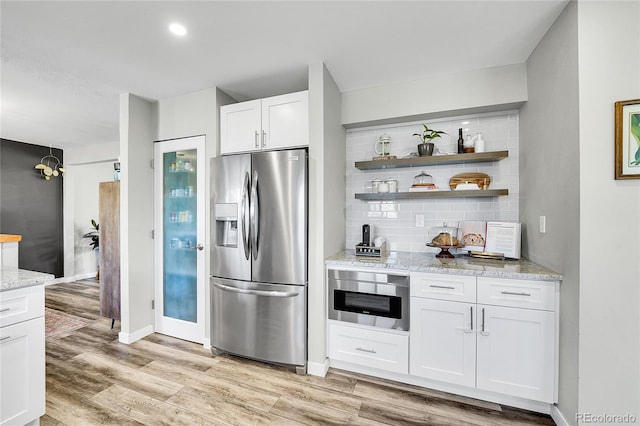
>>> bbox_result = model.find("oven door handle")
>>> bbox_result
[213,282,299,298]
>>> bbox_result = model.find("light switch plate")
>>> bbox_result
[416,214,425,227]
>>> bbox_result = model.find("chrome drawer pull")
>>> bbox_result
[0,336,11,341]
[0,308,10,313]
[430,285,455,290]
[501,291,532,297]
[355,347,377,354]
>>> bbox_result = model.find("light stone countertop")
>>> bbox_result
[1,268,54,292]
[326,250,562,281]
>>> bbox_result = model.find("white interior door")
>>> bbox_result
[153,135,206,343]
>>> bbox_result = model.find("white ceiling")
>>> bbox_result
[0,1,568,149]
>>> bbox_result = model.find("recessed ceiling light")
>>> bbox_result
[169,23,187,36]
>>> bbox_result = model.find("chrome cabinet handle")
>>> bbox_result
[480,307,489,336]
[356,347,377,354]
[262,130,267,149]
[470,306,474,331]
[241,171,251,260]
[501,291,531,297]
[0,308,10,313]
[189,244,204,251]
[212,282,298,298]
[254,131,259,148]
[430,285,455,290]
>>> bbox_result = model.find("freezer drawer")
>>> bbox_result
[210,277,307,367]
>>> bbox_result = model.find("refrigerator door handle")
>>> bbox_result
[241,171,251,260]
[250,170,260,260]
[213,282,299,298]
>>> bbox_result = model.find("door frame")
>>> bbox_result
[153,135,206,343]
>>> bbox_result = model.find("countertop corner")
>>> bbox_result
[1,268,55,292]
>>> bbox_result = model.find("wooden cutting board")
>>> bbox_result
[449,173,491,190]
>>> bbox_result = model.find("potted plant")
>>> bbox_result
[414,124,447,156]
[82,219,99,279]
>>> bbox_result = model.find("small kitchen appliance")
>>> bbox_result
[355,224,386,257]
[328,269,409,331]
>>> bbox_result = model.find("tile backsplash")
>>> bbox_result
[345,111,520,253]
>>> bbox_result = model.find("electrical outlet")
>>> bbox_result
[539,216,546,233]
[416,214,425,227]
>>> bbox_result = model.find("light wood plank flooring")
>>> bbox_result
[41,280,556,425]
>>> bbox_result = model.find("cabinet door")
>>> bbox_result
[476,305,555,402]
[220,99,262,154]
[0,317,45,426]
[262,91,308,150]
[409,298,476,387]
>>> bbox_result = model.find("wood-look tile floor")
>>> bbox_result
[41,280,556,426]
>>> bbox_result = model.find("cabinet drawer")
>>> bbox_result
[329,321,408,374]
[410,272,476,303]
[0,285,45,328]
[477,278,555,311]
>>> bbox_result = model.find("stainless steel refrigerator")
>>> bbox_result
[210,148,307,373]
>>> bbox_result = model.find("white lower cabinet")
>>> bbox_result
[0,285,46,426]
[327,267,559,408]
[476,304,555,402]
[410,272,557,404]
[409,298,476,387]
[329,321,408,374]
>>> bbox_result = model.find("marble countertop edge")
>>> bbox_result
[325,250,562,282]
[1,268,55,292]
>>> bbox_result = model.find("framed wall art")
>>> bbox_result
[615,98,640,179]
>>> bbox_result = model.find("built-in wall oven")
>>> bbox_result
[328,269,409,331]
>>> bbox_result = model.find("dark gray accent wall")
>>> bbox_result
[520,3,579,424]
[0,139,64,277]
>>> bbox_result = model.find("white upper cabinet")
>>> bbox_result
[220,99,262,154]
[220,90,308,155]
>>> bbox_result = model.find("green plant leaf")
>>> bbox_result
[632,146,640,166]
[631,113,640,146]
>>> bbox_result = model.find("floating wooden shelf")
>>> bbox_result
[355,189,509,200]
[354,150,509,170]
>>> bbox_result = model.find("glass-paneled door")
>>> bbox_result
[153,135,205,343]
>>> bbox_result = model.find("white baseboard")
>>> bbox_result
[329,359,552,414]
[307,358,330,377]
[45,273,97,286]
[44,277,68,286]
[118,325,154,344]
[550,405,571,426]
[202,337,211,350]
[73,272,98,281]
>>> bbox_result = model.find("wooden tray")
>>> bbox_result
[449,173,491,190]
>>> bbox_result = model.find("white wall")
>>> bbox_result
[70,162,115,278]
[345,112,519,253]
[307,63,346,372]
[577,0,640,420]
[520,2,580,423]
[119,93,156,343]
[341,63,527,128]
[63,141,119,280]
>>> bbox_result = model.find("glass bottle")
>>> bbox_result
[457,128,464,154]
